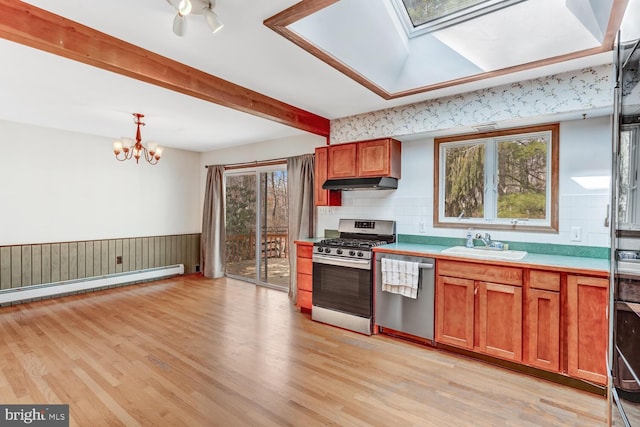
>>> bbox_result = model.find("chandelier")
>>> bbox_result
[112,113,163,165]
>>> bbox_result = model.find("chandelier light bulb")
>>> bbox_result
[178,0,192,16]
[112,140,123,155]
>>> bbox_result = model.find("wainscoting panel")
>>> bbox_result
[0,233,201,290]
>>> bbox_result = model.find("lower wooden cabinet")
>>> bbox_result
[524,270,561,372]
[436,261,523,362]
[525,288,560,372]
[477,281,522,362]
[295,242,314,311]
[567,274,609,384]
[436,260,609,384]
[436,275,474,350]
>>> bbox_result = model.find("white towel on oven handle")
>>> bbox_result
[381,258,420,299]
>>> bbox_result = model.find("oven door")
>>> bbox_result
[312,254,372,318]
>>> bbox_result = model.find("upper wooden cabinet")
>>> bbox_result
[314,146,341,207]
[328,138,401,179]
[357,138,401,178]
[328,143,357,178]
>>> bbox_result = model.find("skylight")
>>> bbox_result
[395,0,526,37]
[266,0,621,99]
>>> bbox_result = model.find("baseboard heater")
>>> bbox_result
[0,264,184,305]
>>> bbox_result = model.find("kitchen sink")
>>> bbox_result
[441,246,528,261]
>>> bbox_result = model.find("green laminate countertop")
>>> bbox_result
[374,242,610,276]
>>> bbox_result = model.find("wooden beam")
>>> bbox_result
[0,0,330,137]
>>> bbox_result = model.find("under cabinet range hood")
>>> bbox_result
[322,177,398,191]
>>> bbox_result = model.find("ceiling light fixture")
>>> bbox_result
[178,0,193,15]
[112,113,163,165]
[167,0,224,36]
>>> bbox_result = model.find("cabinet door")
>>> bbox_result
[296,243,313,311]
[357,139,401,178]
[328,143,357,178]
[477,282,522,362]
[314,147,329,206]
[567,275,608,384]
[525,288,560,371]
[314,147,341,207]
[436,275,474,350]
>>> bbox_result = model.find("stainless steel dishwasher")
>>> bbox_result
[375,253,435,341]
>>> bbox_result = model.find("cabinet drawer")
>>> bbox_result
[297,289,312,310]
[298,257,313,275]
[297,273,312,292]
[529,270,560,292]
[297,244,313,258]
[438,260,522,286]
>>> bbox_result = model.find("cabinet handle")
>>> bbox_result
[474,286,478,295]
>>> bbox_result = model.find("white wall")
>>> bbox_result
[0,120,201,245]
[317,116,612,247]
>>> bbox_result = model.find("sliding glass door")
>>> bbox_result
[224,166,289,290]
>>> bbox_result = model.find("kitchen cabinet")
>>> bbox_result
[524,270,560,372]
[357,138,401,178]
[477,281,522,361]
[567,274,608,384]
[314,146,341,206]
[295,242,314,311]
[327,138,401,179]
[436,260,523,362]
[436,275,474,349]
[328,142,357,178]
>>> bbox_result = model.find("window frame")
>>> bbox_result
[433,123,559,233]
[392,0,525,38]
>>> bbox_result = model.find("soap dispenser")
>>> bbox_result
[466,228,474,248]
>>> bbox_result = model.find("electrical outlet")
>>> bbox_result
[418,221,426,233]
[116,256,123,265]
[570,226,582,242]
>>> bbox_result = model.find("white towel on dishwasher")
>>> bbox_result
[381,258,420,299]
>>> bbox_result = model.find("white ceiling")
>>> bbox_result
[0,0,630,152]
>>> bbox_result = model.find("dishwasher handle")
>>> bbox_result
[377,257,434,270]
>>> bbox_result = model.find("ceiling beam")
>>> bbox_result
[0,0,330,137]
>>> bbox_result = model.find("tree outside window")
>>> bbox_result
[435,123,559,232]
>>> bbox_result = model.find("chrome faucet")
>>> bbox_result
[475,232,492,247]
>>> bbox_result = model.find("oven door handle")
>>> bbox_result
[313,255,371,270]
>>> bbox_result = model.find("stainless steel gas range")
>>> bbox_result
[311,219,396,335]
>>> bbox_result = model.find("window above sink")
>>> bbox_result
[433,123,559,233]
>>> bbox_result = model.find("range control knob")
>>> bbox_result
[336,249,343,255]
[349,250,356,256]
[316,246,323,253]
[324,247,332,254]
[357,251,364,257]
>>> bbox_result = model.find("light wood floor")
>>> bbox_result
[0,275,608,426]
